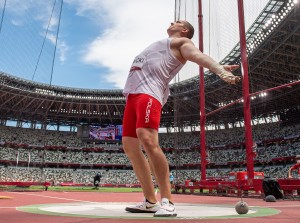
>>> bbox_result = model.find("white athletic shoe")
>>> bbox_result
[153,198,177,217]
[125,198,160,213]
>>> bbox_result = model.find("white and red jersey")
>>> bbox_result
[123,38,184,106]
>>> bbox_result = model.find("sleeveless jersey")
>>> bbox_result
[123,38,184,105]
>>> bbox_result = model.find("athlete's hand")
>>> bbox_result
[223,64,239,72]
[209,62,241,84]
[220,65,241,84]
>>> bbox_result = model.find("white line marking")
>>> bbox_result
[0,207,17,209]
[9,192,97,203]
[264,204,300,208]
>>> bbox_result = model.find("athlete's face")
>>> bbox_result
[167,20,187,35]
[168,20,187,30]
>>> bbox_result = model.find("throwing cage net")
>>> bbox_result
[171,0,300,187]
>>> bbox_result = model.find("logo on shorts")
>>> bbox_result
[145,98,153,123]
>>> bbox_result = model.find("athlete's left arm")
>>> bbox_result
[179,38,240,84]
[179,38,217,68]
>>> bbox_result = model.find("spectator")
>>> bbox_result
[288,155,300,179]
[94,173,102,189]
[170,173,174,188]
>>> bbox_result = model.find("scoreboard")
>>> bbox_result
[77,125,122,141]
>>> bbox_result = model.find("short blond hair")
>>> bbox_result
[182,21,194,39]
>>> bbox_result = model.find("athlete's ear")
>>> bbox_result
[181,28,189,38]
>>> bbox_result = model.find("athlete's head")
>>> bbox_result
[181,20,194,39]
[167,20,194,39]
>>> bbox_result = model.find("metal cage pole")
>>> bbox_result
[237,0,255,181]
[198,0,207,181]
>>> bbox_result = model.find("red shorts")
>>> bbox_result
[122,94,162,138]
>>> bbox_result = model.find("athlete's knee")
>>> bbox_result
[122,137,140,155]
[137,128,158,149]
[141,138,158,151]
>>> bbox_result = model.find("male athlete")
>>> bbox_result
[122,20,240,217]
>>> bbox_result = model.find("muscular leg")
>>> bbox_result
[148,159,158,186]
[136,128,172,201]
[122,136,157,203]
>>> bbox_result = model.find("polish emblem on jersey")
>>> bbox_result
[130,55,146,72]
